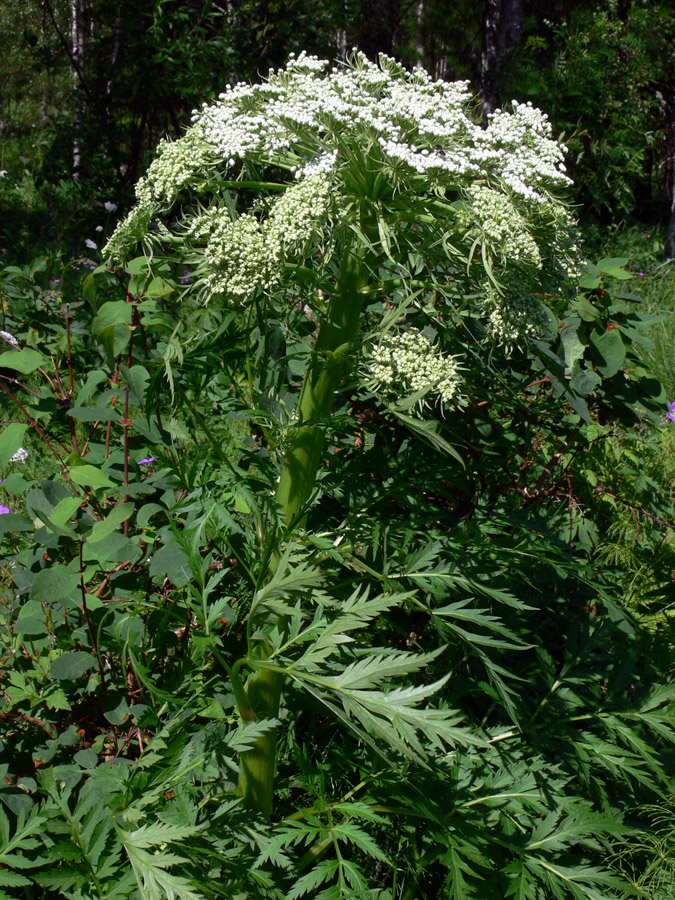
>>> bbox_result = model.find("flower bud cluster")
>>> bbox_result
[103,205,153,265]
[461,186,541,266]
[135,128,215,208]
[204,214,281,301]
[483,283,549,347]
[194,172,333,302]
[365,330,462,406]
[267,173,332,252]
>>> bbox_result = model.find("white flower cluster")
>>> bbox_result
[135,127,215,208]
[203,213,281,301]
[193,52,569,201]
[0,330,19,348]
[484,283,549,347]
[188,172,332,302]
[267,172,332,251]
[461,185,541,267]
[9,447,28,463]
[366,330,462,406]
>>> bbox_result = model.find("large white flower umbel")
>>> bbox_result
[105,51,581,818]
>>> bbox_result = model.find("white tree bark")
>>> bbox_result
[415,0,425,69]
[70,0,86,177]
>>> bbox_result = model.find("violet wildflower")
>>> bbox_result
[0,505,9,515]
[138,456,156,465]
[181,269,191,284]
[667,401,675,423]
[85,239,98,250]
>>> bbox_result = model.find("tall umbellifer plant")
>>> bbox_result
[106,50,580,819]
[87,51,674,896]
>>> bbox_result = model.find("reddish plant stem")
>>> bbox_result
[65,302,75,396]
[79,541,107,691]
[0,379,71,472]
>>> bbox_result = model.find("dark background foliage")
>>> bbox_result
[1,0,675,261]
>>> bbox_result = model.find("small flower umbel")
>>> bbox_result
[365,330,463,411]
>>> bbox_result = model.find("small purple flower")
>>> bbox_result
[638,271,645,277]
[667,401,675,423]
[53,277,60,284]
[180,269,191,285]
[0,505,10,515]
[138,456,156,465]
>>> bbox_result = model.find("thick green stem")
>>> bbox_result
[237,241,372,819]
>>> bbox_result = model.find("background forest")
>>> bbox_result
[0,1,675,899]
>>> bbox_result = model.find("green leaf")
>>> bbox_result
[68,403,122,422]
[148,540,191,587]
[0,513,33,540]
[589,328,626,377]
[30,566,80,606]
[559,324,585,374]
[69,465,115,490]
[101,692,131,725]
[569,364,602,397]
[88,502,135,544]
[0,424,28,466]
[49,496,82,527]
[82,270,97,304]
[120,365,150,406]
[0,349,45,374]
[92,300,133,334]
[50,651,96,680]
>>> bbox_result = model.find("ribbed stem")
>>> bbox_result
[237,241,372,819]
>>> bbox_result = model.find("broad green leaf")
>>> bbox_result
[49,496,82,528]
[120,365,150,406]
[101,692,131,725]
[0,514,33,540]
[0,424,28,466]
[50,651,96,680]
[92,300,133,334]
[88,502,135,544]
[69,465,115,490]
[589,328,626,377]
[149,540,191,587]
[68,403,121,422]
[30,566,80,606]
[74,369,107,405]
[559,324,585,374]
[0,349,45,374]
[570,365,602,396]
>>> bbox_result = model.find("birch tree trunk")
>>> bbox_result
[70,0,86,178]
[415,0,425,69]
[480,0,524,115]
[666,180,675,259]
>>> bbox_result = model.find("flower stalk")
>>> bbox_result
[237,239,373,819]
